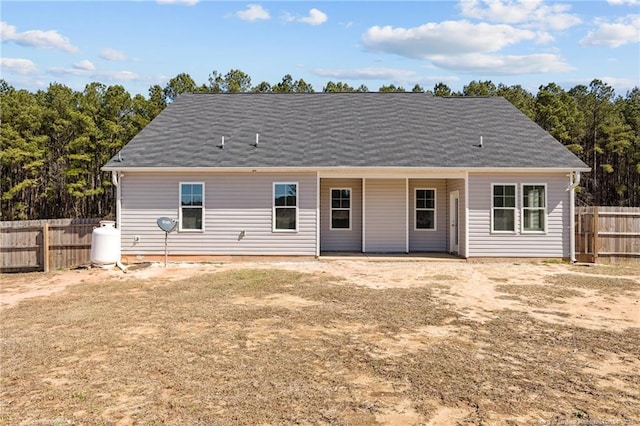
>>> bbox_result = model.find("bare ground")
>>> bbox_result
[0,259,639,425]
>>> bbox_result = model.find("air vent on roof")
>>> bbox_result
[218,136,225,149]
[480,136,483,148]
[254,133,259,147]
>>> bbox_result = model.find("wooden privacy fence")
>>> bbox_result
[0,218,102,273]
[575,206,640,263]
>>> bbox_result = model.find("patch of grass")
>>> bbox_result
[570,263,640,277]
[430,274,457,281]
[546,273,640,295]
[1,269,639,424]
[494,284,583,306]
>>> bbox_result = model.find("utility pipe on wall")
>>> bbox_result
[111,171,126,271]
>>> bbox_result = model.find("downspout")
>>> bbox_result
[111,171,122,230]
[569,171,581,263]
[111,171,126,271]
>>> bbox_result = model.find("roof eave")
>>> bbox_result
[102,165,591,173]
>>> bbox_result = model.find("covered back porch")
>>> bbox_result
[318,173,467,256]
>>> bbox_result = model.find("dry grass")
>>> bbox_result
[1,268,639,425]
[545,273,640,295]
[570,263,640,276]
[494,284,583,306]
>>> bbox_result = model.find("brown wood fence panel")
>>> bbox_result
[575,207,640,263]
[0,218,102,272]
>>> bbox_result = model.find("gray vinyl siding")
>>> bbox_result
[467,173,569,257]
[447,178,466,256]
[320,178,362,252]
[409,179,447,252]
[119,172,317,255]
[364,179,407,253]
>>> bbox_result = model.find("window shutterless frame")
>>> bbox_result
[272,182,298,232]
[330,188,351,230]
[179,182,205,232]
[491,183,517,233]
[414,188,437,231]
[521,183,547,233]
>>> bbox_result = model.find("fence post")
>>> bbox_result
[43,223,50,273]
[593,206,599,263]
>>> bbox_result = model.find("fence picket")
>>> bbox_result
[575,207,640,263]
[1,218,102,272]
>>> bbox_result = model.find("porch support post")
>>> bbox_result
[464,171,469,258]
[316,172,320,257]
[405,178,409,253]
[362,178,366,253]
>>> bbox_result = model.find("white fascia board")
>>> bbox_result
[102,166,591,174]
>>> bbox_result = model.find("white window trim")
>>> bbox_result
[329,187,352,231]
[491,183,517,234]
[414,188,437,231]
[521,183,548,234]
[272,182,299,233]
[179,182,205,232]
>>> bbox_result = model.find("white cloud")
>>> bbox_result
[607,0,640,5]
[100,48,131,61]
[568,76,639,92]
[420,75,461,85]
[0,21,78,53]
[102,49,125,61]
[73,59,95,71]
[100,71,139,82]
[599,76,640,90]
[284,8,328,25]
[0,58,39,75]
[580,14,640,47]
[459,0,581,31]
[362,21,537,58]
[299,8,328,26]
[48,64,140,82]
[236,4,270,22]
[311,67,417,81]
[427,53,574,74]
[156,0,199,5]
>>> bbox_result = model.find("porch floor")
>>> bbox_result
[319,252,464,262]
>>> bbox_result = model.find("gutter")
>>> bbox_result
[102,165,592,174]
[568,171,582,263]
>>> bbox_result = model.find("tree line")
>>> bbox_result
[1,70,639,220]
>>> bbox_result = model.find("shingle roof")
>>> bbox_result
[104,93,588,170]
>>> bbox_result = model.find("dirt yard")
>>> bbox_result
[1,259,639,425]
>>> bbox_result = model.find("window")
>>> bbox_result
[415,189,436,230]
[330,188,351,230]
[273,183,297,231]
[492,184,516,232]
[522,185,546,232]
[180,182,204,231]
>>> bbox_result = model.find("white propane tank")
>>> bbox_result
[91,221,121,268]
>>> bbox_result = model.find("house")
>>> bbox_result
[103,93,590,261]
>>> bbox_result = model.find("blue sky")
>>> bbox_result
[1,1,639,96]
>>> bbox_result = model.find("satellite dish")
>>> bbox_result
[157,217,177,233]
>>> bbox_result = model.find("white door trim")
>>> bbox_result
[449,190,460,254]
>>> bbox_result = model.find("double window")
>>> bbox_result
[273,183,298,231]
[415,189,436,230]
[491,184,547,233]
[330,188,351,229]
[179,182,204,231]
